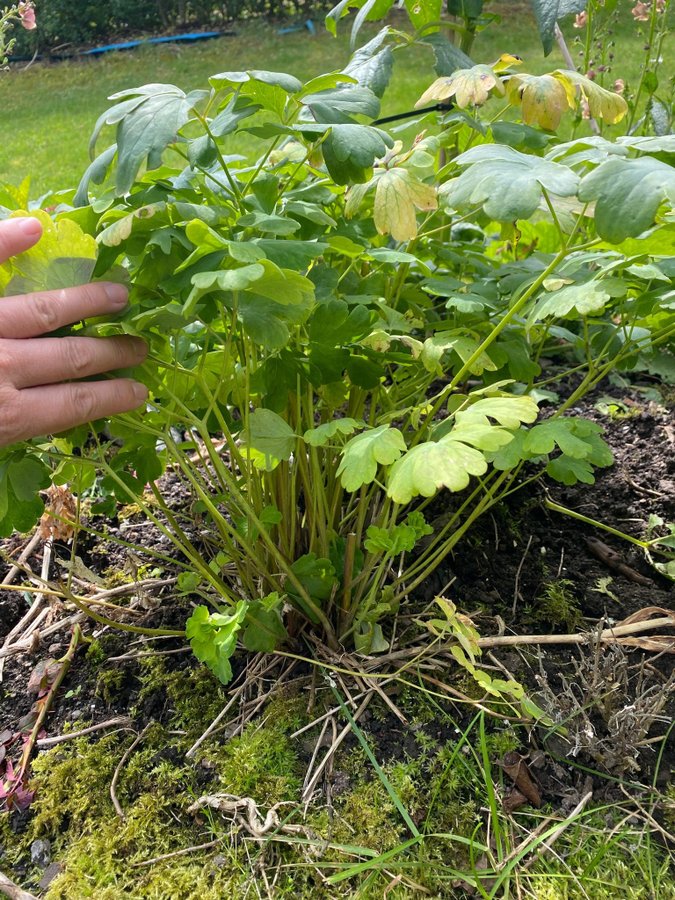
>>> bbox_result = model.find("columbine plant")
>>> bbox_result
[1,27,674,692]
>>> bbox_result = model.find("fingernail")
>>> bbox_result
[104,283,129,307]
[131,382,148,403]
[18,217,42,237]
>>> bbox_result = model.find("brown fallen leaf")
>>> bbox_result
[498,751,542,808]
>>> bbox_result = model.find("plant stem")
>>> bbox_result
[544,499,649,548]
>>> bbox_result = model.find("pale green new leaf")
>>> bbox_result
[441,145,579,221]
[457,395,539,428]
[185,264,265,315]
[303,418,364,446]
[387,439,487,504]
[529,281,611,321]
[374,168,437,241]
[337,425,407,491]
[445,421,516,451]
[421,332,496,376]
[578,157,675,243]
[250,259,315,306]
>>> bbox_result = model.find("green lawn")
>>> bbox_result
[0,8,669,195]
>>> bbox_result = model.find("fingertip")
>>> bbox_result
[103,282,129,308]
[0,216,43,259]
[17,217,43,239]
[131,381,148,405]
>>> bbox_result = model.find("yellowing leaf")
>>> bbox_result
[506,73,575,131]
[374,168,437,241]
[387,439,488,504]
[556,70,628,124]
[506,70,628,131]
[416,64,504,109]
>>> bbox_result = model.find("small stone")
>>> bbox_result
[212,854,228,868]
[47,643,63,655]
[31,838,51,868]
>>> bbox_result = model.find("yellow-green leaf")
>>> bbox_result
[506,73,575,131]
[416,64,504,109]
[556,70,628,124]
[373,168,437,241]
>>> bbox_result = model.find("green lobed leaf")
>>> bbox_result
[342,29,394,98]
[441,145,579,221]
[529,281,611,321]
[0,453,50,537]
[185,602,247,686]
[243,408,297,469]
[303,418,364,447]
[322,124,393,185]
[578,157,675,243]
[337,425,407,491]
[93,84,206,194]
[242,593,287,652]
[209,70,302,94]
[422,33,474,76]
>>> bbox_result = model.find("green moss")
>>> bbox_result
[2,665,672,900]
[532,578,582,630]
[95,666,125,704]
[85,638,106,665]
[132,656,228,738]
[203,695,305,804]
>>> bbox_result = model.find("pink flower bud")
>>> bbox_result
[18,2,36,30]
[613,79,625,94]
[631,1,651,21]
[573,11,588,28]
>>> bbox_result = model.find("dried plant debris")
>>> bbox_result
[535,638,675,774]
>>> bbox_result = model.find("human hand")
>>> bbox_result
[0,217,148,447]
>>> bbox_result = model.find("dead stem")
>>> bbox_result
[110,723,153,818]
[0,871,38,900]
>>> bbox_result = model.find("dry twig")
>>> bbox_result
[110,724,153,818]
[130,839,221,868]
[0,871,38,900]
[36,716,134,748]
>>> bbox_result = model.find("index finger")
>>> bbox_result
[0,281,129,339]
[0,217,43,263]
